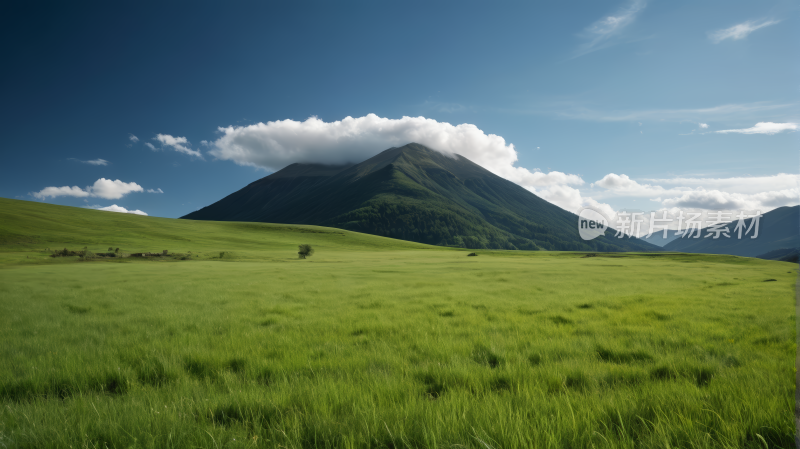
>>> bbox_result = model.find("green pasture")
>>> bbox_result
[0,198,796,448]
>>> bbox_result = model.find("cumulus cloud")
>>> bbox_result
[210,114,598,213]
[662,189,798,211]
[147,188,164,194]
[129,134,139,143]
[154,134,204,158]
[532,184,616,219]
[32,178,144,200]
[699,123,708,129]
[209,113,797,217]
[33,186,92,199]
[592,173,675,197]
[709,19,780,43]
[715,122,797,135]
[575,0,647,57]
[211,114,584,189]
[90,179,144,199]
[90,204,148,216]
[595,173,644,191]
[145,142,156,151]
[590,173,799,214]
[69,158,109,166]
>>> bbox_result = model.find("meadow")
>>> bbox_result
[0,198,796,448]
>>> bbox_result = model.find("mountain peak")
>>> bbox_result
[183,144,659,253]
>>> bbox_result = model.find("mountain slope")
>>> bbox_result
[184,143,660,252]
[0,197,433,261]
[639,229,684,247]
[757,247,799,263]
[662,205,799,257]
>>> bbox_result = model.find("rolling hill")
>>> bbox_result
[0,197,431,258]
[662,205,799,257]
[183,143,659,252]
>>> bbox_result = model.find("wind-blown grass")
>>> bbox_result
[0,198,795,448]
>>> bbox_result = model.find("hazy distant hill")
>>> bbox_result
[639,229,684,247]
[183,143,659,252]
[756,247,799,263]
[662,205,799,257]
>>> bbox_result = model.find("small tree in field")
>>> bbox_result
[298,244,314,259]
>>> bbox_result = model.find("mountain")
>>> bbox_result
[756,247,799,263]
[638,229,684,247]
[662,205,799,257]
[183,143,659,252]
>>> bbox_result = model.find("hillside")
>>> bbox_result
[662,205,799,257]
[0,197,434,266]
[183,143,659,252]
[756,247,799,263]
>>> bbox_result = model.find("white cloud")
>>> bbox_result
[90,178,144,199]
[70,158,109,166]
[576,0,647,57]
[211,114,584,191]
[211,114,598,213]
[90,204,148,216]
[662,189,798,211]
[145,142,156,151]
[709,19,780,43]
[209,113,798,218]
[531,184,615,218]
[590,173,799,214]
[154,134,204,158]
[699,123,708,129]
[640,173,799,194]
[33,186,92,199]
[129,134,139,143]
[594,173,641,191]
[32,178,144,200]
[552,101,793,123]
[715,122,797,135]
[147,188,164,194]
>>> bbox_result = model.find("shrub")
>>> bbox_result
[467,252,477,256]
[298,244,314,259]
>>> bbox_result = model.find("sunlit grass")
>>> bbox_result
[0,198,795,448]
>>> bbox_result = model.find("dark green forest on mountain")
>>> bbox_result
[184,143,658,252]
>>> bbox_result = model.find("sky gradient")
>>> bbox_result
[1,0,797,221]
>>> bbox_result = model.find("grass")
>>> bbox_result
[0,198,796,448]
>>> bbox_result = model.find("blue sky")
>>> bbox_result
[1,0,797,220]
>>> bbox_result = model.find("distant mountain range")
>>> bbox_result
[756,247,799,263]
[639,229,684,247]
[662,205,799,258]
[183,143,659,252]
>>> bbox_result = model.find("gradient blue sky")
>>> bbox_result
[1,0,797,219]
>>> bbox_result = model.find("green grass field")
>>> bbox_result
[0,198,796,448]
